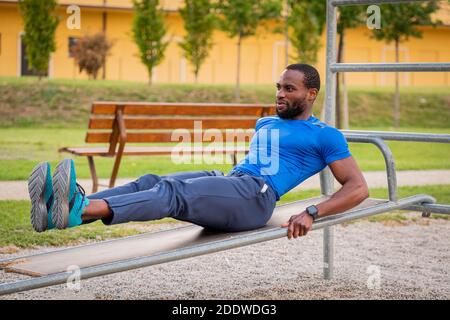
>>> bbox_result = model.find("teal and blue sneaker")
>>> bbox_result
[28,162,55,232]
[52,159,89,229]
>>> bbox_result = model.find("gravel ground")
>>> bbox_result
[0,214,449,300]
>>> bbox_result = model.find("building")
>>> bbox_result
[0,0,449,86]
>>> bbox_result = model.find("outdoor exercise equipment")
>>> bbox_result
[0,0,449,295]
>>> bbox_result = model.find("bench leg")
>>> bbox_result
[109,150,124,189]
[87,156,99,193]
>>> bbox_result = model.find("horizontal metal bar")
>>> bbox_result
[343,131,450,144]
[0,194,435,296]
[404,203,450,215]
[331,63,450,73]
[332,0,435,6]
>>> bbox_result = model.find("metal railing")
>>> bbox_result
[321,0,450,279]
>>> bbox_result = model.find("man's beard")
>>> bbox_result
[276,98,308,119]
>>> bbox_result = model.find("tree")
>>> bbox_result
[179,0,216,83]
[72,33,113,80]
[287,0,326,65]
[132,0,169,85]
[19,0,59,80]
[336,6,365,129]
[370,1,440,128]
[216,0,282,101]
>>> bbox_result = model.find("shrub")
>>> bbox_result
[72,33,113,80]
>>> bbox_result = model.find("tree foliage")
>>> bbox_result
[216,0,282,100]
[370,1,440,127]
[179,0,216,82]
[371,1,440,44]
[132,0,168,84]
[216,0,281,39]
[19,0,59,78]
[287,0,326,64]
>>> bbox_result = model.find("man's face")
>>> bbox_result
[275,69,312,119]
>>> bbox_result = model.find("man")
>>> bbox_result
[28,63,368,240]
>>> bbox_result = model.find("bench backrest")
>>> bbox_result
[86,102,276,153]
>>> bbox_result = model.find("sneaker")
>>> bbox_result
[52,159,89,229]
[28,162,55,232]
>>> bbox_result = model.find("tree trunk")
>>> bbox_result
[394,38,400,129]
[284,0,289,67]
[148,67,153,86]
[235,35,241,102]
[342,72,349,129]
[102,0,107,80]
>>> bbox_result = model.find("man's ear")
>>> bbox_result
[308,88,319,101]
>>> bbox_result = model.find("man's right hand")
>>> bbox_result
[281,211,313,239]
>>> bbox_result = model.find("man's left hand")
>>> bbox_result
[281,212,313,239]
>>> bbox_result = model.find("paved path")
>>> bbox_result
[0,170,449,200]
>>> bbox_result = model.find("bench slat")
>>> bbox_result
[85,132,111,143]
[85,131,255,143]
[60,145,249,156]
[91,103,275,116]
[88,118,258,130]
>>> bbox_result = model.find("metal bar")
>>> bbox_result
[332,0,433,6]
[404,203,450,215]
[331,63,450,73]
[320,168,335,280]
[346,136,398,201]
[325,2,337,125]
[316,194,435,227]
[343,131,450,144]
[0,194,436,296]
[322,0,338,281]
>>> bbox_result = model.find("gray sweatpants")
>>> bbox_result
[87,170,277,232]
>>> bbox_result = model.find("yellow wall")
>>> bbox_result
[1,0,449,86]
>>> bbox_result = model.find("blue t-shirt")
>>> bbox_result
[231,115,351,200]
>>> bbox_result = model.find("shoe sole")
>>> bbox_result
[28,162,49,233]
[52,159,72,229]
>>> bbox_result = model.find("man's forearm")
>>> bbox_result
[315,180,369,219]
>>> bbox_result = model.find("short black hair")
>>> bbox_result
[286,63,321,92]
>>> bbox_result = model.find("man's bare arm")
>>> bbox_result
[314,156,369,218]
[282,156,369,239]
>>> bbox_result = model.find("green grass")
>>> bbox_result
[0,185,448,249]
[0,200,178,248]
[1,127,449,180]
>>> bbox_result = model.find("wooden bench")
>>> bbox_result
[59,102,275,192]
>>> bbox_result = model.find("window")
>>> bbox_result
[68,37,79,57]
